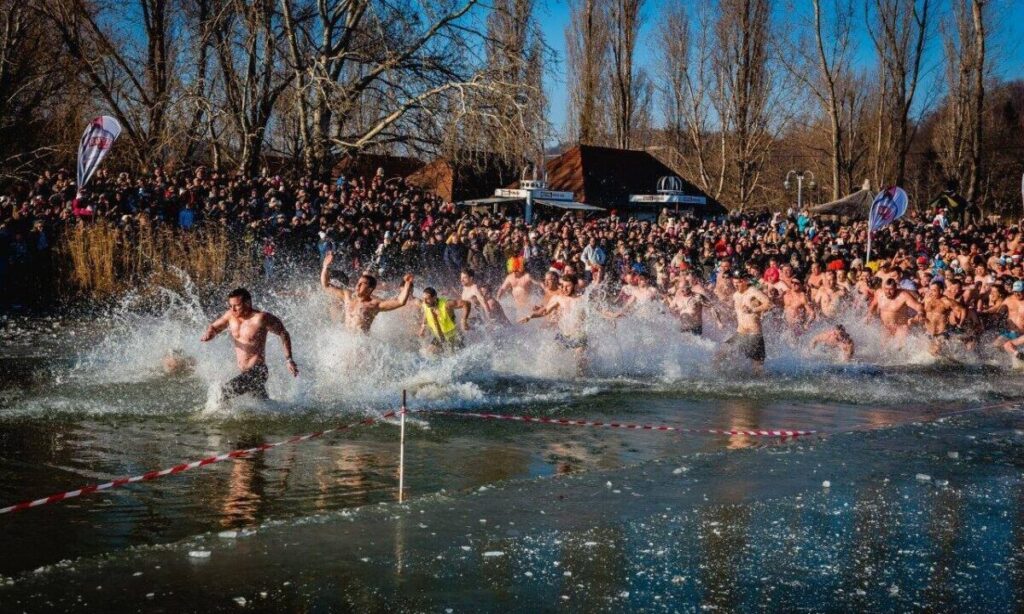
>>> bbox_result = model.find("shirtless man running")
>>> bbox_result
[984,280,1024,348]
[201,287,298,402]
[320,251,414,333]
[922,281,966,356]
[814,271,848,318]
[868,278,924,347]
[618,274,660,313]
[520,274,589,376]
[417,287,472,354]
[782,278,816,332]
[713,261,735,303]
[497,261,541,316]
[719,274,773,373]
[460,269,492,320]
[667,280,721,336]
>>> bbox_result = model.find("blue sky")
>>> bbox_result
[534,0,1024,138]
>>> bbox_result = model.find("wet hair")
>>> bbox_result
[227,287,252,304]
[359,274,378,290]
[562,274,578,286]
[422,287,438,298]
[461,268,475,279]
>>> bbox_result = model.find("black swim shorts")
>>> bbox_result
[555,333,588,350]
[222,363,269,401]
[726,333,766,362]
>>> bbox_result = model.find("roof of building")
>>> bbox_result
[406,153,520,202]
[534,145,725,214]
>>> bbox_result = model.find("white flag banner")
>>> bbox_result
[869,186,908,232]
[77,115,122,190]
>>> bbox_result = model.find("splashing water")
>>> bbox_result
[1,270,994,423]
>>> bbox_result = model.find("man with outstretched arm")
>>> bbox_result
[201,287,298,402]
[320,250,414,333]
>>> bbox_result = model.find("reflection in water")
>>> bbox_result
[721,399,761,450]
[219,435,267,528]
[544,441,597,475]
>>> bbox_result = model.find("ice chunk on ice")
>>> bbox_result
[218,531,238,539]
[482,551,504,558]
[188,550,211,559]
[822,480,831,488]
[915,473,931,481]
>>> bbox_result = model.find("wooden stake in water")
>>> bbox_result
[398,389,406,503]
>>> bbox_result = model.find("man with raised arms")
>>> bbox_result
[520,274,589,375]
[719,273,774,373]
[320,251,414,333]
[868,278,924,347]
[201,287,298,401]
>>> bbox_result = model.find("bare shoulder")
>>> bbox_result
[257,310,282,326]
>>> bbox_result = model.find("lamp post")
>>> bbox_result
[784,170,816,211]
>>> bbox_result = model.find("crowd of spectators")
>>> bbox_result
[2,166,1023,330]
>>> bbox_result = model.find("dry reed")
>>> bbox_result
[58,222,256,299]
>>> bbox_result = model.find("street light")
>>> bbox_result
[784,170,816,211]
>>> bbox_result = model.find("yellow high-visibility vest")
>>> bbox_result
[423,298,458,342]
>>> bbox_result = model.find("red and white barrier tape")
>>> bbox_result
[5,399,1018,517]
[0,412,394,516]
[415,410,816,438]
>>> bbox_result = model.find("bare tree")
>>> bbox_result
[606,0,644,149]
[483,0,547,161]
[656,1,724,198]
[935,0,987,203]
[39,0,177,170]
[210,0,292,176]
[276,0,537,177]
[712,0,779,211]
[868,0,932,187]
[565,0,609,145]
[779,0,857,200]
[0,2,79,177]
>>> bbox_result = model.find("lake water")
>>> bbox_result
[1,287,1023,610]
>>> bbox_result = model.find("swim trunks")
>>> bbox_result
[725,333,766,362]
[555,333,588,350]
[999,329,1021,341]
[429,335,464,353]
[682,324,703,336]
[221,363,269,401]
